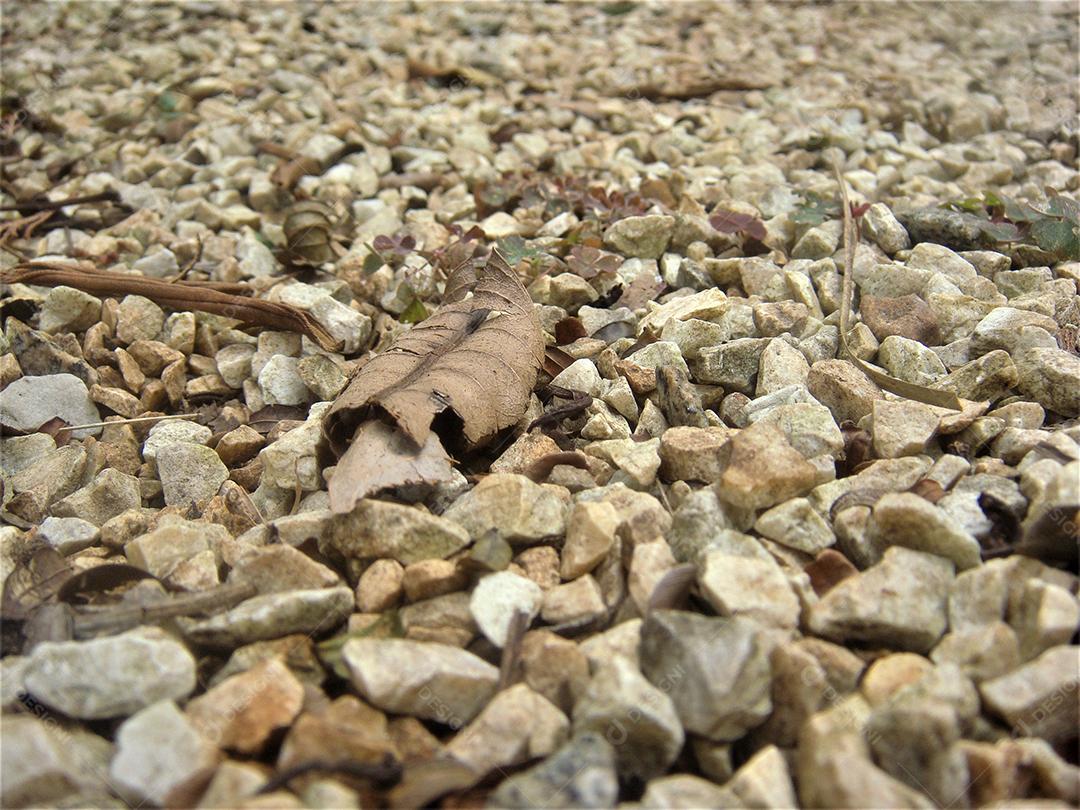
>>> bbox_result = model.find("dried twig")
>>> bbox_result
[1,260,342,351]
[256,756,402,795]
[497,608,529,691]
[833,160,963,410]
[0,190,120,213]
[59,413,200,433]
[71,580,257,637]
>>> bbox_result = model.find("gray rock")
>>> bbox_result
[309,296,372,355]
[1009,579,1080,661]
[325,499,471,564]
[640,610,773,741]
[116,295,165,344]
[870,399,940,458]
[445,683,568,776]
[727,744,799,809]
[585,437,661,489]
[37,516,99,555]
[442,473,571,545]
[807,359,882,425]
[343,638,497,725]
[561,501,619,579]
[1013,346,1080,417]
[640,774,739,809]
[660,317,729,360]
[792,220,841,260]
[905,243,978,285]
[23,627,196,719]
[50,467,141,526]
[228,545,341,595]
[8,445,87,508]
[930,348,1018,403]
[183,586,354,648]
[0,433,56,476]
[258,401,329,492]
[867,493,981,570]
[714,421,820,512]
[0,715,113,808]
[898,207,996,252]
[542,574,606,625]
[6,319,97,384]
[749,401,844,460]
[754,497,835,554]
[0,373,101,438]
[125,519,227,578]
[698,541,802,630]
[297,354,348,400]
[133,246,180,277]
[807,546,954,653]
[930,622,1021,682]
[756,338,810,396]
[877,335,948,386]
[862,203,911,254]
[797,694,934,809]
[38,286,102,334]
[156,442,229,506]
[215,343,255,389]
[470,571,543,647]
[1019,460,1079,566]
[142,418,213,461]
[109,700,220,807]
[866,685,970,807]
[488,732,618,809]
[625,340,691,377]
[572,656,684,781]
[258,354,310,406]
[979,645,1080,744]
[970,307,1059,354]
[692,337,769,393]
[857,263,932,298]
[603,215,675,259]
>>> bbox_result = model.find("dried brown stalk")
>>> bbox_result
[1,260,341,351]
[72,580,257,638]
[833,161,963,411]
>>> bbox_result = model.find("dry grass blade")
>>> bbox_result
[832,160,963,411]
[1,260,341,351]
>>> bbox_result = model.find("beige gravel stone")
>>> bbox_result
[715,421,819,511]
[356,559,404,612]
[541,574,606,625]
[807,359,883,425]
[186,658,304,754]
[560,501,618,579]
[343,638,498,725]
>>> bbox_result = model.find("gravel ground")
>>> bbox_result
[1,1,1078,808]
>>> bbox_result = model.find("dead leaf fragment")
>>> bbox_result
[322,250,544,512]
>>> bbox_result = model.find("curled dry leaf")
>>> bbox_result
[282,200,338,266]
[322,249,544,513]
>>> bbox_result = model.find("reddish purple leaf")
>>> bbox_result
[710,209,767,241]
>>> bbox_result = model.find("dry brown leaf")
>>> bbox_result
[322,249,544,512]
[616,266,664,311]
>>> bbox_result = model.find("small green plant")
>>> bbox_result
[943,192,1079,260]
[791,192,869,226]
[495,235,544,267]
